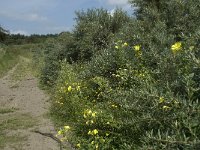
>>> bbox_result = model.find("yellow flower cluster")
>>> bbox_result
[76,143,81,148]
[133,45,142,57]
[56,101,64,105]
[68,86,72,92]
[88,129,99,135]
[111,104,118,108]
[83,109,97,126]
[171,42,182,54]
[56,125,71,141]
[64,125,70,130]
[90,136,106,150]
[59,83,81,94]
[114,41,129,49]
[159,97,165,103]
[122,42,128,47]
[115,45,119,49]
[163,105,170,110]
[83,109,97,119]
[114,40,144,58]
[86,120,94,125]
[133,45,141,51]
[132,69,148,79]
[55,97,64,105]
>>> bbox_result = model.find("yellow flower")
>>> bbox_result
[57,130,62,135]
[88,110,92,115]
[91,141,95,145]
[64,126,70,130]
[106,133,110,136]
[95,144,99,149]
[171,42,182,54]
[115,45,119,49]
[111,104,118,108]
[76,143,81,148]
[92,112,96,117]
[138,73,145,77]
[88,130,92,135]
[91,120,94,124]
[93,129,98,135]
[173,100,179,105]
[159,97,165,103]
[163,106,170,110]
[123,42,128,47]
[133,45,141,51]
[88,129,98,135]
[83,113,87,118]
[68,86,72,92]
[83,109,92,118]
[76,86,81,91]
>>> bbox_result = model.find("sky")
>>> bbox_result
[0,0,132,35]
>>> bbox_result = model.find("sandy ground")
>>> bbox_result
[0,65,62,150]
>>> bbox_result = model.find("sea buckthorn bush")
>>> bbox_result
[44,0,200,149]
[39,9,130,87]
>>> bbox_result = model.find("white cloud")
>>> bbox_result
[25,13,47,22]
[0,11,48,22]
[107,0,129,6]
[10,30,29,35]
[98,0,131,12]
[46,26,71,33]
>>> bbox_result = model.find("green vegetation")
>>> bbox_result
[39,8,130,87]
[0,111,36,148]
[0,26,8,42]
[0,43,41,77]
[0,134,26,149]
[35,1,200,149]
[0,108,18,114]
[0,113,37,131]
[1,0,200,149]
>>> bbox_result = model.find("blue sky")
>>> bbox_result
[0,0,131,35]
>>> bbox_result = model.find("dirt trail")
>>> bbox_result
[0,65,61,150]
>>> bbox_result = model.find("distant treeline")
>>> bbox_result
[0,26,58,45]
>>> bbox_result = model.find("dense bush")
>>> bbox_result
[72,8,130,62]
[39,38,66,86]
[46,1,200,149]
[39,9,130,87]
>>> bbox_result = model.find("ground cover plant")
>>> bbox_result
[37,1,200,149]
[0,44,35,77]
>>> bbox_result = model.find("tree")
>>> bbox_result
[73,8,130,61]
[130,0,200,39]
[0,26,9,42]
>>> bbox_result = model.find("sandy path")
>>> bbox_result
[0,65,61,150]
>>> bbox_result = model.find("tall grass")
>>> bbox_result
[0,44,36,77]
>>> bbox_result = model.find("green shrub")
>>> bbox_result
[49,1,200,149]
[39,9,130,87]
[54,40,200,149]
[72,8,130,62]
[39,33,75,86]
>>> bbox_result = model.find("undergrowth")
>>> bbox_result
[36,1,200,149]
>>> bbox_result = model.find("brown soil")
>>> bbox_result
[0,65,64,150]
